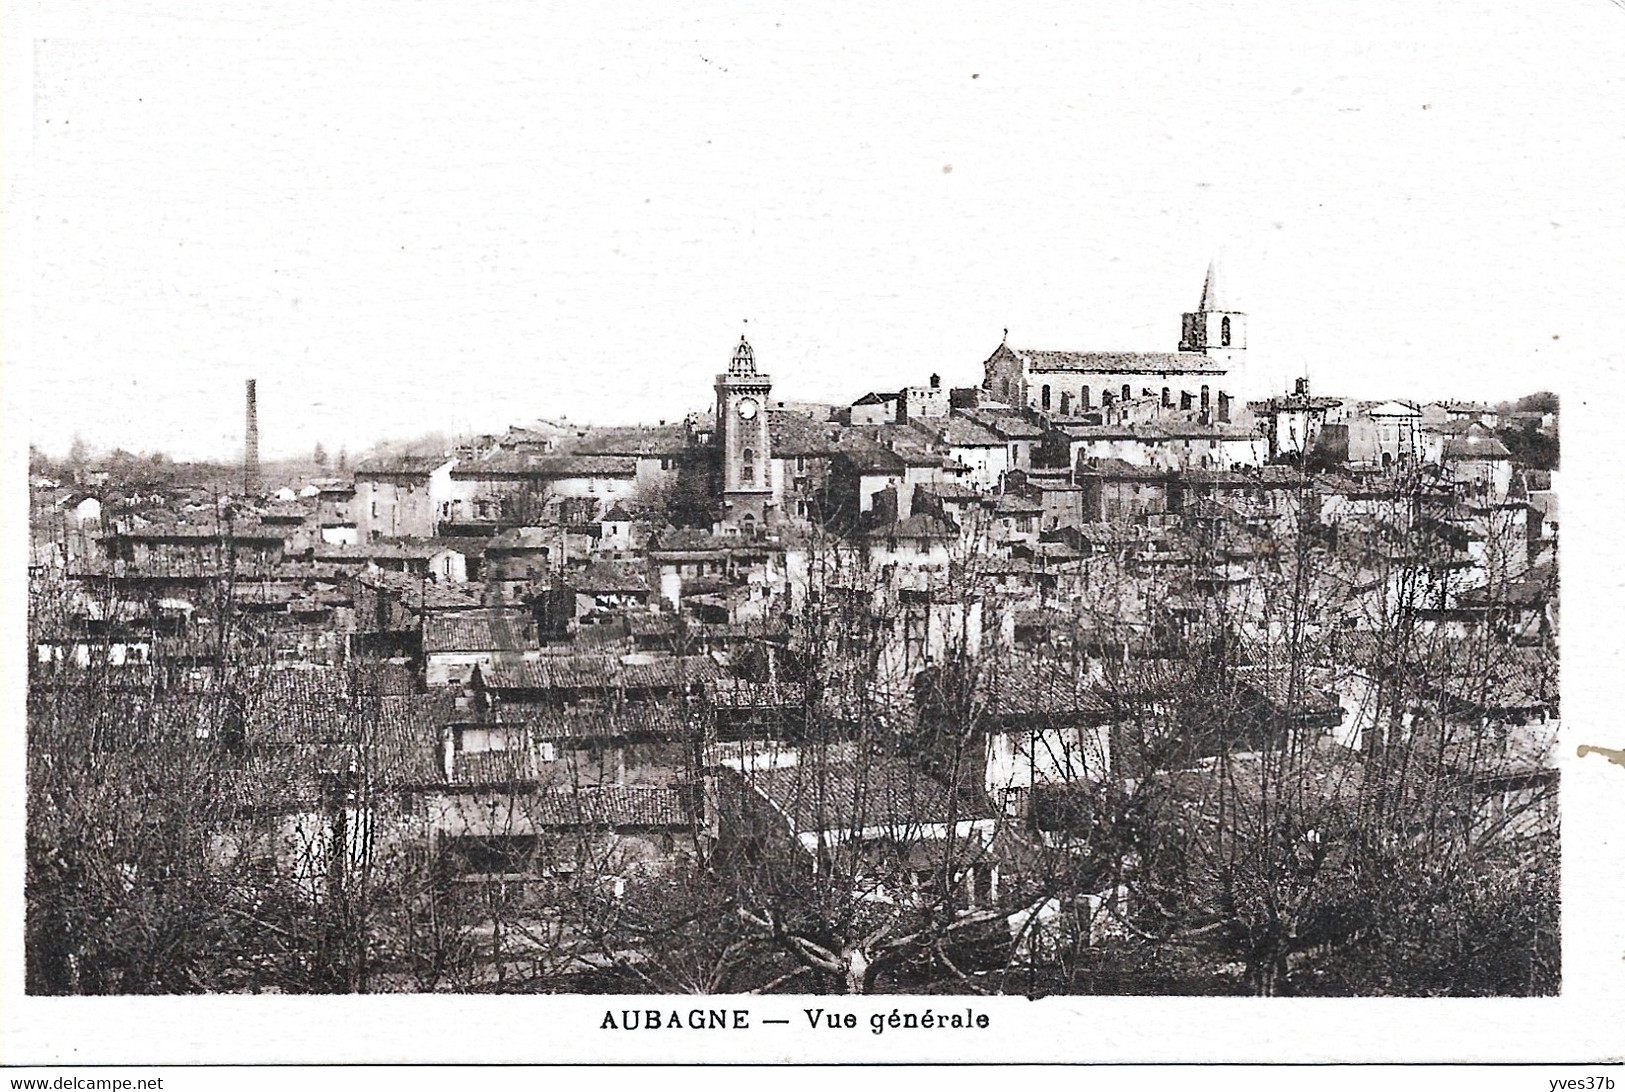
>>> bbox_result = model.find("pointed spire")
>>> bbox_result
[1199,260,1228,313]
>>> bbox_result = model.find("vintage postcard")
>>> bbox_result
[3,0,1622,1069]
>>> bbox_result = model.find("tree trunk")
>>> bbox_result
[843,947,870,994]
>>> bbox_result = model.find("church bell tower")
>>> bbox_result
[1180,261,1247,374]
[715,332,774,529]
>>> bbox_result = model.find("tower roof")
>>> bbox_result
[729,333,757,376]
[1199,260,1232,313]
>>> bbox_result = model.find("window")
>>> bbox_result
[1122,384,1131,403]
[1081,386,1091,410]
[1041,384,1051,411]
[1221,316,1232,347]
[449,835,537,878]
[1059,392,1071,415]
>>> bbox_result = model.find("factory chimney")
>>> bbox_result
[244,379,261,495]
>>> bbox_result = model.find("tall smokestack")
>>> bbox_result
[244,378,261,495]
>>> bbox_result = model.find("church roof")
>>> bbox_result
[1012,349,1227,375]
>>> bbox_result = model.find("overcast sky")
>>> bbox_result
[12,0,1625,461]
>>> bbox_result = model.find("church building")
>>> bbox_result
[982,263,1247,421]
[715,333,774,530]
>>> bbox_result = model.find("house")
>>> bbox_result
[423,608,542,688]
[474,652,721,710]
[768,413,850,520]
[257,501,316,554]
[521,702,697,790]
[1442,422,1515,501]
[61,493,104,524]
[715,754,1002,909]
[427,783,700,885]
[849,391,901,426]
[965,410,1045,476]
[439,700,694,794]
[828,436,961,522]
[913,414,1008,492]
[1005,469,1086,532]
[1422,401,1501,430]
[1248,379,1345,462]
[567,561,653,617]
[447,452,638,527]
[483,526,570,596]
[899,375,950,421]
[960,660,1117,820]
[1348,400,1422,469]
[598,504,635,555]
[1077,459,1175,522]
[859,512,958,572]
[428,543,471,584]
[1151,421,1267,471]
[202,666,451,894]
[645,528,784,615]
[426,686,701,886]
[991,492,1043,545]
[569,424,692,494]
[314,481,358,545]
[100,521,287,573]
[912,480,996,540]
[353,455,458,540]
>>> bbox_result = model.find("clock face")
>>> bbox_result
[736,398,759,420]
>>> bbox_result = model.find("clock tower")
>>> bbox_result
[715,332,774,529]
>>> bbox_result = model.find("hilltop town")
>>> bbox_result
[26,267,1559,997]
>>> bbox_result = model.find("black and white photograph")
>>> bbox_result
[4,0,1622,1070]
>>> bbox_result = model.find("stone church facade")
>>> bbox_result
[982,263,1246,422]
